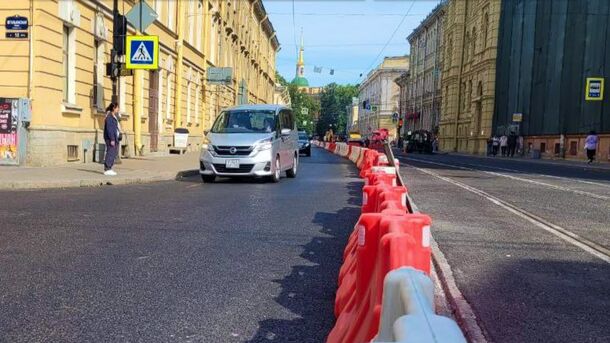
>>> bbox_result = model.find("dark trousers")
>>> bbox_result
[508,144,516,157]
[492,145,499,156]
[104,141,117,171]
[586,149,596,162]
[501,146,507,156]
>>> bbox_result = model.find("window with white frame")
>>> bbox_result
[93,39,105,111]
[166,72,172,120]
[167,0,176,31]
[186,80,192,124]
[154,0,162,22]
[195,0,203,51]
[187,0,195,44]
[195,83,201,125]
[62,24,76,104]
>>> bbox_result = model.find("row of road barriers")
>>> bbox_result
[312,141,466,343]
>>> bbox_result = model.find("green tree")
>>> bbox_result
[287,84,319,135]
[316,83,359,137]
[275,71,288,86]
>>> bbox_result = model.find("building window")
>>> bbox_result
[154,0,163,22]
[187,83,192,124]
[187,0,195,44]
[62,24,75,104]
[483,13,489,48]
[93,39,105,111]
[195,0,204,51]
[195,83,201,125]
[166,72,172,120]
[167,0,176,31]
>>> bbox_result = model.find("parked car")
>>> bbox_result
[405,130,434,154]
[298,131,311,156]
[199,104,299,183]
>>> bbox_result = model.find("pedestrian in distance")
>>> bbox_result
[103,102,120,176]
[491,135,500,156]
[507,131,517,157]
[584,130,598,164]
[486,137,493,156]
[500,134,508,157]
[517,135,524,156]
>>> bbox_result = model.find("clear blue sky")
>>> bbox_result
[263,0,442,87]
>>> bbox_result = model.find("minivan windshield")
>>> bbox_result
[211,110,276,134]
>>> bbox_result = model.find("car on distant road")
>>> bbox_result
[199,104,299,183]
[298,131,311,156]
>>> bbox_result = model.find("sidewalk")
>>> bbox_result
[0,152,200,190]
[441,151,610,171]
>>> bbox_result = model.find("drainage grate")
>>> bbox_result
[67,145,79,161]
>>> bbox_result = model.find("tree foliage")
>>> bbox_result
[288,84,320,135]
[316,83,359,137]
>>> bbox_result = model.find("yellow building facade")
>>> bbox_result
[0,0,279,166]
[438,0,500,154]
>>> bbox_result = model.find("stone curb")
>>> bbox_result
[1,169,200,190]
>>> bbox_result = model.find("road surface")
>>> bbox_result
[0,150,361,343]
[397,152,610,343]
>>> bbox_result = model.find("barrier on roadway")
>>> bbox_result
[373,268,467,343]
[310,140,466,343]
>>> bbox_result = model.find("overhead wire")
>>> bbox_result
[360,0,416,80]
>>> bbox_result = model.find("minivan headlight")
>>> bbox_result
[255,137,273,151]
[201,136,211,150]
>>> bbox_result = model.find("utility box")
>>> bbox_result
[174,128,189,149]
[0,97,30,166]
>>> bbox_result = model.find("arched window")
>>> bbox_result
[471,28,477,58]
[483,13,489,48]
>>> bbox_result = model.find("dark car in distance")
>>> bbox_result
[298,131,311,156]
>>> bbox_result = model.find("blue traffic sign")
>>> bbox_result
[125,36,158,70]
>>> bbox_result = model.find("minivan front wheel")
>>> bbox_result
[269,156,281,183]
[286,154,298,178]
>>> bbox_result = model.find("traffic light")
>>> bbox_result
[113,14,127,56]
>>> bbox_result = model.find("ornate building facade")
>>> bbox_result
[358,56,409,139]
[438,0,501,154]
[0,0,279,166]
[401,2,445,135]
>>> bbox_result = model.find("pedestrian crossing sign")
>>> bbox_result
[126,35,158,70]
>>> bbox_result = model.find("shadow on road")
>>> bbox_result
[245,180,362,343]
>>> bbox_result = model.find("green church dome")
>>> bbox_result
[291,76,310,87]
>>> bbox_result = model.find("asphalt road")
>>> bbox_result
[0,149,361,342]
[397,152,610,343]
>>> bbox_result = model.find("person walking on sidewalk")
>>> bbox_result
[584,130,599,164]
[103,103,120,176]
[507,132,517,157]
[500,134,508,157]
[491,135,500,156]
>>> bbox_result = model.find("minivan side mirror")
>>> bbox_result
[204,130,209,136]
[281,128,291,136]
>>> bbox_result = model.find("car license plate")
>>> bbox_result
[226,159,240,169]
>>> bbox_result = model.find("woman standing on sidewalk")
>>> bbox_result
[584,131,598,164]
[103,103,120,176]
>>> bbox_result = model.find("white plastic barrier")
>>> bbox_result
[349,146,361,163]
[373,267,466,343]
[335,143,349,157]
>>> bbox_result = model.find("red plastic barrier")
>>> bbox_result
[359,150,381,178]
[328,212,432,343]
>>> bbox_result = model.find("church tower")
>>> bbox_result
[291,29,309,88]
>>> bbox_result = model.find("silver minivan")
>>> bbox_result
[199,104,299,183]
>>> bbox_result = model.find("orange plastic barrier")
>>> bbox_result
[328,212,432,343]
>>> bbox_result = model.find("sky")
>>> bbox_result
[263,0,442,87]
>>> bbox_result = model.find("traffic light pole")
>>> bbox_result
[111,0,119,104]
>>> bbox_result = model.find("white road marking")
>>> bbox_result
[408,164,610,263]
[428,158,610,189]
[403,157,610,201]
